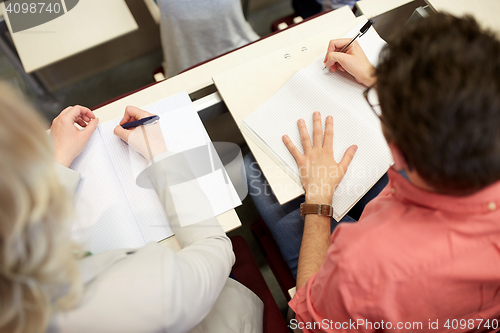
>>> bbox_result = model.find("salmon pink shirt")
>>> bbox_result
[289,168,500,332]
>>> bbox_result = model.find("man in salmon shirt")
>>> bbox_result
[257,13,500,332]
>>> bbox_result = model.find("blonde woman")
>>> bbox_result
[0,82,262,333]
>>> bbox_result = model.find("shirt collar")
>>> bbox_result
[388,167,500,215]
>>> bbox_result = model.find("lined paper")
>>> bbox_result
[71,130,146,252]
[243,22,393,220]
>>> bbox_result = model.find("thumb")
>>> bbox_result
[114,124,132,143]
[80,117,99,140]
[325,52,349,69]
[339,145,358,173]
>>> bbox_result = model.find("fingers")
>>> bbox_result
[325,38,352,61]
[76,117,87,128]
[119,106,153,126]
[59,106,73,115]
[323,115,333,149]
[346,40,361,54]
[327,62,345,73]
[114,124,132,143]
[78,106,95,120]
[312,112,322,148]
[324,40,362,69]
[339,145,358,173]
[81,113,91,123]
[80,118,99,141]
[115,105,153,141]
[282,135,302,162]
[57,106,95,130]
[297,119,312,152]
[324,51,349,69]
[65,105,95,123]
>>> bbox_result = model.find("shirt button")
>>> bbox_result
[488,202,497,211]
[391,188,396,194]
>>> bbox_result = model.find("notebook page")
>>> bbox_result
[71,130,146,253]
[99,92,241,234]
[243,22,392,220]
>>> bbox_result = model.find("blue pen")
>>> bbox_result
[121,115,160,129]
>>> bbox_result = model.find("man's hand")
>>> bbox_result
[324,39,376,87]
[51,105,99,168]
[282,112,357,204]
[114,106,167,162]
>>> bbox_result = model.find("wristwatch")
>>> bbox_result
[300,203,334,219]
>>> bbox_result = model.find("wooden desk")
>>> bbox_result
[83,7,356,117]
[0,0,138,73]
[426,0,500,37]
[356,0,415,18]
[213,16,368,205]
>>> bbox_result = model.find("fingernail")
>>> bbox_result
[314,111,319,116]
[283,135,288,139]
[327,115,333,120]
[298,119,304,124]
[352,145,358,152]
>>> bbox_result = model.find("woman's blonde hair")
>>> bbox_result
[0,82,82,333]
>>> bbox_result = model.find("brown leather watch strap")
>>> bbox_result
[300,203,334,218]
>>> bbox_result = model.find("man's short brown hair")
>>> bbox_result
[376,13,500,194]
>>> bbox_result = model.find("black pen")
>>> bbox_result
[121,115,160,129]
[323,20,373,70]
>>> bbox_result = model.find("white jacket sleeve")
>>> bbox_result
[55,162,81,194]
[145,151,235,333]
[54,152,235,333]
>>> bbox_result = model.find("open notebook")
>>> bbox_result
[242,22,393,221]
[70,92,241,254]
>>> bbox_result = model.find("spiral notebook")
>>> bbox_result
[70,92,241,254]
[242,22,393,221]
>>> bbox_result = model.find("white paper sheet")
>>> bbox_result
[243,22,393,220]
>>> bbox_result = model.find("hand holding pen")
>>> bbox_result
[323,20,372,69]
[114,106,167,162]
[322,20,376,87]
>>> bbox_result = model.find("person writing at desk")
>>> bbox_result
[0,85,262,333]
[247,13,500,331]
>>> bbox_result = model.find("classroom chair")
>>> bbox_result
[250,218,296,302]
[230,235,289,333]
[271,14,305,32]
